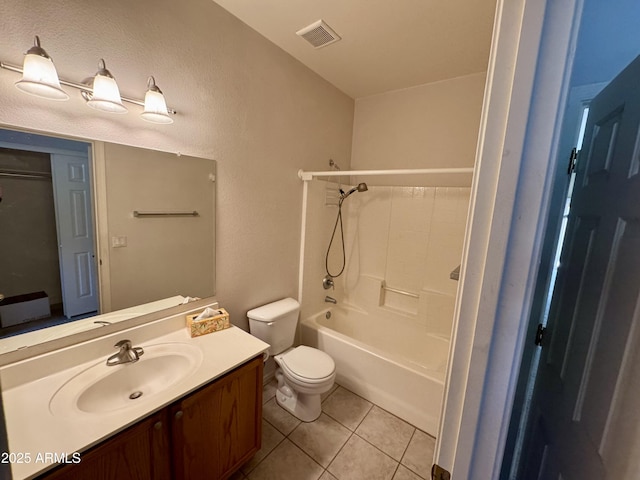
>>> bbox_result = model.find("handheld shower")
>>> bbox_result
[339,183,368,200]
[325,182,369,278]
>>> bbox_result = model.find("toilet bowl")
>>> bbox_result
[274,345,336,421]
[246,298,336,422]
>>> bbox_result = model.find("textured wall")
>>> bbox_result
[0,0,354,328]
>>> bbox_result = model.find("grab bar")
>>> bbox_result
[133,210,199,218]
[381,284,419,299]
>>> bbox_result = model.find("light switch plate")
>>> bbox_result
[111,236,127,248]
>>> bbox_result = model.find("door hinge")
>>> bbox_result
[535,323,547,347]
[567,147,578,174]
[432,464,451,480]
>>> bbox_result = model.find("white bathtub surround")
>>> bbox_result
[301,306,446,435]
[341,184,469,337]
[298,180,469,436]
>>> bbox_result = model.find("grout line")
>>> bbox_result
[286,437,328,475]
[255,381,429,480]
[325,431,355,478]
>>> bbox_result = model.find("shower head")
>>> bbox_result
[340,182,368,200]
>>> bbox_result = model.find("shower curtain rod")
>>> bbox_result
[297,167,473,181]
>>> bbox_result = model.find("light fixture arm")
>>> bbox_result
[25,36,49,59]
[0,59,177,115]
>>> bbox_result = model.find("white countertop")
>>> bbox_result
[0,304,269,479]
[0,295,188,355]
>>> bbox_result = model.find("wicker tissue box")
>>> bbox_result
[186,308,230,337]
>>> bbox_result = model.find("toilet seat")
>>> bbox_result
[278,346,335,384]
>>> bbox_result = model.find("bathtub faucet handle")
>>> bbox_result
[323,275,335,290]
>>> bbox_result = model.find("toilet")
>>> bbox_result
[247,298,336,422]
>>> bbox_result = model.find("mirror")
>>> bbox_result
[0,127,216,357]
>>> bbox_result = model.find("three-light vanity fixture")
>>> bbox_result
[0,36,175,124]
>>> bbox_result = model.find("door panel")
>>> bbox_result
[546,215,598,374]
[522,55,640,480]
[583,107,621,184]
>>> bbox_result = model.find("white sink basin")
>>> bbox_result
[49,342,203,416]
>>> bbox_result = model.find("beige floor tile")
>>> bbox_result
[320,471,339,480]
[289,413,351,467]
[322,386,372,431]
[328,434,398,480]
[247,439,324,480]
[263,397,301,435]
[263,378,277,404]
[356,406,415,461]
[393,464,425,480]
[242,420,284,475]
[400,430,435,479]
[321,383,339,402]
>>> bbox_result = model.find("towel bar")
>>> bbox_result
[133,210,199,217]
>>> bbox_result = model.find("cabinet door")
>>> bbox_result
[171,355,263,480]
[39,410,171,480]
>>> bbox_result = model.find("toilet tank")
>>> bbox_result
[247,298,300,355]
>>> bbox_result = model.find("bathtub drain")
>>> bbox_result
[325,311,331,320]
[129,391,143,400]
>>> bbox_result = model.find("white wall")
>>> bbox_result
[351,73,486,186]
[102,144,216,311]
[0,0,354,329]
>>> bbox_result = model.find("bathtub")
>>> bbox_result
[300,304,448,436]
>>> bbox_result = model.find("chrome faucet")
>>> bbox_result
[106,339,144,366]
[324,296,337,304]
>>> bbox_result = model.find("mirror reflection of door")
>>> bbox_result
[0,131,98,337]
[51,152,98,318]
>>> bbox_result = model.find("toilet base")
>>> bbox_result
[275,370,324,422]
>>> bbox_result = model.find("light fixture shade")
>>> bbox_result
[15,36,69,101]
[141,77,173,124]
[85,59,127,114]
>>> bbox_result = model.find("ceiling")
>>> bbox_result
[212,0,497,99]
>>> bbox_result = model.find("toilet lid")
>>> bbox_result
[280,346,335,380]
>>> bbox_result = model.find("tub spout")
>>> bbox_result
[324,296,337,304]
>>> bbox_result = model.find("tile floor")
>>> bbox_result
[231,379,435,480]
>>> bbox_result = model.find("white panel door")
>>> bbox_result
[51,153,98,318]
[521,54,640,479]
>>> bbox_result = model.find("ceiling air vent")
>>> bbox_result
[296,20,341,49]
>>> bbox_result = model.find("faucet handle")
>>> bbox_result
[323,275,335,290]
[114,339,132,350]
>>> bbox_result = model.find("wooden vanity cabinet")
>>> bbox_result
[38,355,263,480]
[171,354,263,479]
[40,410,171,480]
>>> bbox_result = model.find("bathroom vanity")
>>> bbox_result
[40,355,263,480]
[0,300,269,480]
